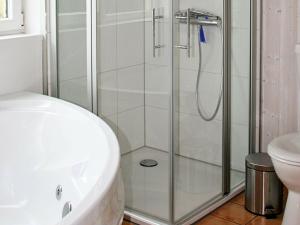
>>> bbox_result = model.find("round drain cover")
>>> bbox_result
[140,159,158,167]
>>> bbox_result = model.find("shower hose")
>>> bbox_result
[196,25,223,121]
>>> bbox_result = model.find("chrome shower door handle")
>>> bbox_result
[152,8,163,57]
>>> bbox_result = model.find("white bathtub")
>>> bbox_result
[0,92,124,225]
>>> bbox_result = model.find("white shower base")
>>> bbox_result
[121,147,244,221]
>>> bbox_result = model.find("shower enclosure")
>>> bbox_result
[48,0,257,224]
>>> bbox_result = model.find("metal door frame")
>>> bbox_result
[46,0,98,114]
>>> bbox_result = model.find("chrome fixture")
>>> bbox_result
[152,8,164,57]
[174,8,222,58]
[196,22,223,121]
[175,9,223,121]
[56,185,63,200]
[62,202,72,218]
[174,8,191,57]
[175,8,222,26]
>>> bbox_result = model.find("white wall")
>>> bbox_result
[23,0,46,34]
[0,35,43,95]
[95,0,146,155]
[169,0,251,172]
[260,0,298,152]
[0,0,45,96]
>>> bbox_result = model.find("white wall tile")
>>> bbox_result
[118,107,145,154]
[58,29,87,81]
[231,124,249,172]
[97,0,117,25]
[98,71,118,117]
[57,13,86,30]
[179,0,223,17]
[97,25,117,73]
[146,107,170,151]
[145,64,171,109]
[57,0,85,13]
[231,76,250,126]
[102,114,118,134]
[117,22,144,68]
[178,113,223,166]
[179,69,223,120]
[231,0,251,29]
[117,0,144,14]
[94,0,147,155]
[231,28,251,77]
[118,65,145,112]
[178,24,223,74]
[59,77,89,109]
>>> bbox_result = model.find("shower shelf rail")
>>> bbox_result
[174,8,222,57]
[175,9,222,26]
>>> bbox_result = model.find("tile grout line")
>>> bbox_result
[211,201,257,225]
[244,215,258,225]
[208,214,241,225]
[230,201,245,207]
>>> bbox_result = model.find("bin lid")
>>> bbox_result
[246,153,275,172]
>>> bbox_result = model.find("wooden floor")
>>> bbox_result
[122,193,285,225]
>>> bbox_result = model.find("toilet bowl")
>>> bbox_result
[268,133,300,225]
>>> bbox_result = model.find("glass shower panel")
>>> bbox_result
[173,0,224,221]
[57,0,91,109]
[53,0,254,224]
[97,0,172,222]
[230,0,251,189]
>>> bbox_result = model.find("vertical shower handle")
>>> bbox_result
[152,8,163,57]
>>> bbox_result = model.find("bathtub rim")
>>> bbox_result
[0,92,121,225]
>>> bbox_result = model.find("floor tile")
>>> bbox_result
[212,202,256,224]
[246,216,282,225]
[195,215,239,225]
[122,194,283,225]
[122,221,136,225]
[231,193,245,206]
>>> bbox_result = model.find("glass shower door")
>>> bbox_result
[172,1,224,222]
[56,0,92,110]
[172,0,252,222]
[230,0,251,190]
[96,0,173,223]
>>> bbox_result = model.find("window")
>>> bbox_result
[0,0,8,19]
[0,0,23,34]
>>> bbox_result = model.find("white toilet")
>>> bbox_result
[268,133,300,225]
